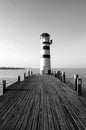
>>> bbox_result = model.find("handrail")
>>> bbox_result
[0,70,33,95]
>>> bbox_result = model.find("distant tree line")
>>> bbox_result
[0,67,25,70]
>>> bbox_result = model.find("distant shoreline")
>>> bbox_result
[0,67,25,70]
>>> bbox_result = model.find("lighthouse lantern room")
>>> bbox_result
[40,33,52,75]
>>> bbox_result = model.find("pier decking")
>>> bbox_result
[0,75,86,130]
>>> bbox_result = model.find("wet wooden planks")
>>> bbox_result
[0,75,86,130]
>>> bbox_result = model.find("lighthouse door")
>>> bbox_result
[44,66,48,74]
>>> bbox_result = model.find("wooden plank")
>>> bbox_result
[44,75,69,130]
[43,85,49,130]
[0,75,86,129]
[9,89,34,129]
[46,95,54,130]
[1,91,27,129]
[50,75,86,129]
[25,91,38,129]
[18,91,36,130]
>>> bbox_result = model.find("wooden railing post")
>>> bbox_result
[60,72,62,82]
[77,78,82,96]
[63,72,65,83]
[74,74,79,90]
[55,71,57,77]
[57,71,61,79]
[62,72,65,83]
[2,80,6,93]
[30,71,32,76]
[18,76,20,82]
[24,73,26,79]
[28,71,30,77]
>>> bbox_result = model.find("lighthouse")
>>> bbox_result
[40,33,52,75]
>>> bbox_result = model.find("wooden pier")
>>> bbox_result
[0,74,86,130]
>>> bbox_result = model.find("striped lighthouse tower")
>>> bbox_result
[40,33,52,75]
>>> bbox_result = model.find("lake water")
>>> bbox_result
[0,68,86,95]
[0,68,40,85]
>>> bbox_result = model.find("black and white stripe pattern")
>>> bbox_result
[42,46,50,50]
[40,33,52,75]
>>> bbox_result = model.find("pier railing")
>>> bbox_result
[1,69,85,97]
[53,70,84,96]
[0,70,33,96]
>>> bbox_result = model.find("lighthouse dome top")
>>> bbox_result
[40,33,50,37]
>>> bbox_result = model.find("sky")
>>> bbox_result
[0,0,86,68]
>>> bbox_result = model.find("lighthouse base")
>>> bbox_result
[40,69,51,75]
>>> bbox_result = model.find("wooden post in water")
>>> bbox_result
[77,78,82,96]
[74,74,79,90]
[24,73,26,79]
[2,80,6,93]
[18,76,20,82]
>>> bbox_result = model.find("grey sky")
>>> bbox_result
[0,0,86,68]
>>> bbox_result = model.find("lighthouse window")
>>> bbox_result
[43,46,50,50]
